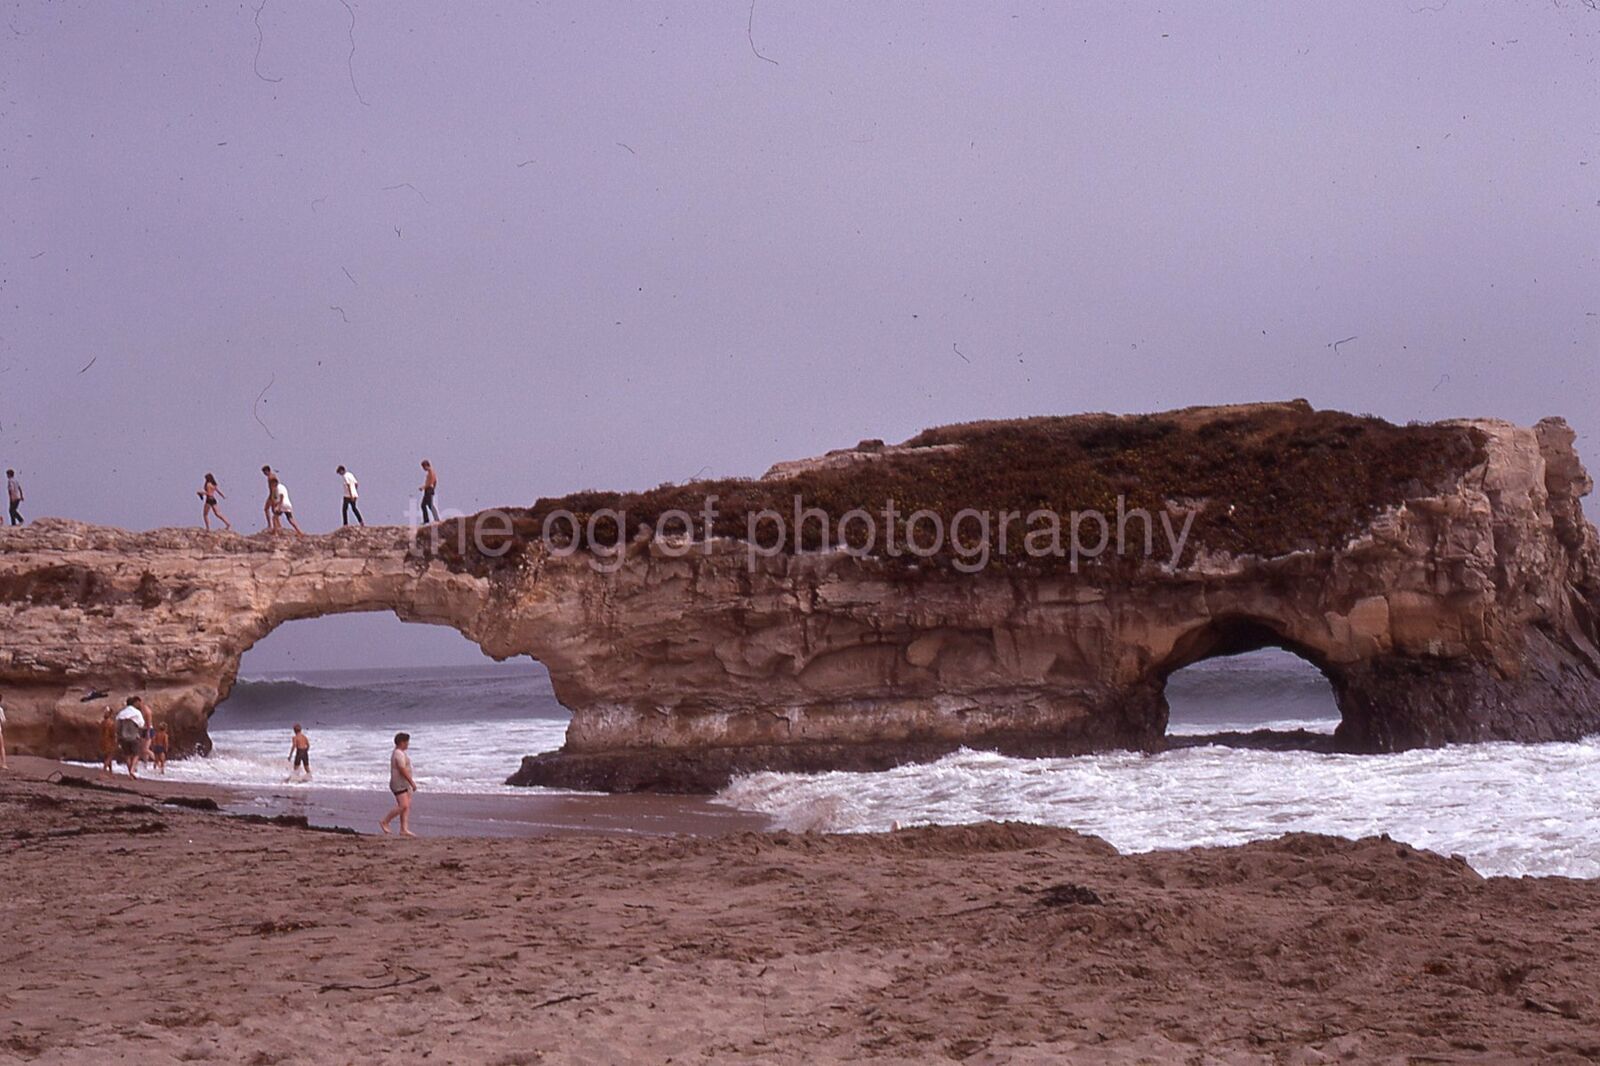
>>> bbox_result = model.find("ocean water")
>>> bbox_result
[158,663,571,796]
[718,651,1600,880]
[156,653,1600,878]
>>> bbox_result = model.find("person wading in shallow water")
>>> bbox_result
[380,733,418,836]
[99,708,117,773]
[151,722,169,774]
[288,723,311,779]
[418,460,439,523]
[198,472,231,531]
[114,697,148,778]
[337,466,364,527]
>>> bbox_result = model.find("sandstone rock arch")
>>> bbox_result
[1147,612,1341,728]
[4,404,1598,792]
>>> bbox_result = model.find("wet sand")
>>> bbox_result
[222,784,770,838]
[28,758,769,838]
[5,759,1600,1064]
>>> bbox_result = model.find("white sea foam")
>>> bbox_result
[716,738,1600,879]
[138,663,574,796]
[154,717,571,795]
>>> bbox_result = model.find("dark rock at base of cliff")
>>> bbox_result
[510,734,1165,794]
[1165,728,1343,754]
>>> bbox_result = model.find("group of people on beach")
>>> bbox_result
[280,723,419,835]
[199,459,439,534]
[86,704,418,835]
[97,696,167,779]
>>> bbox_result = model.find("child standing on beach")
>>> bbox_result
[151,723,169,773]
[99,708,117,772]
[288,723,311,779]
[380,733,417,836]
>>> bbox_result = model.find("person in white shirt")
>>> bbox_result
[0,691,9,770]
[6,469,22,526]
[114,697,149,777]
[273,478,305,537]
[336,466,364,527]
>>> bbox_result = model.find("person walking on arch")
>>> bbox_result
[262,466,281,532]
[262,466,303,536]
[6,469,23,526]
[418,460,439,524]
[198,472,232,531]
[273,476,305,537]
[337,466,364,527]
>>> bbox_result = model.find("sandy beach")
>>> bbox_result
[217,782,769,840]
[4,760,1600,1064]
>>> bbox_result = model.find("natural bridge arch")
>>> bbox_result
[1148,614,1343,744]
[4,405,1599,791]
[211,608,566,744]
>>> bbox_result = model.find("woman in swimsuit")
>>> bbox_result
[198,473,232,531]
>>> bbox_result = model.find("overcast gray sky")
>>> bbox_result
[2,1,1596,670]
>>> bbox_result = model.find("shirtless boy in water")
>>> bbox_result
[288,723,311,779]
[151,724,169,774]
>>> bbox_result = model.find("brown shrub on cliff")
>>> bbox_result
[432,402,1485,576]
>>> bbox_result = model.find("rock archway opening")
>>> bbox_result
[1160,618,1343,752]
[182,612,572,792]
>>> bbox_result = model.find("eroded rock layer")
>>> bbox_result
[2,402,1597,792]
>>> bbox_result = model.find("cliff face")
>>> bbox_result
[2,403,1598,792]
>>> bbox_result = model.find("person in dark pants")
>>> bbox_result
[6,469,22,526]
[337,466,364,526]
[418,459,439,523]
